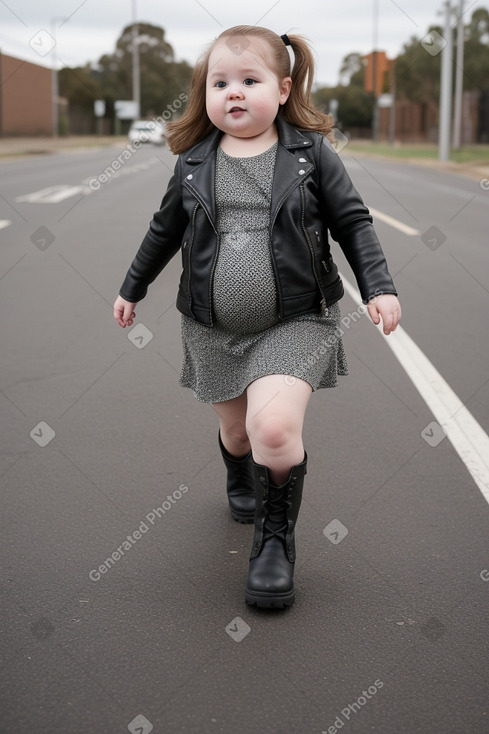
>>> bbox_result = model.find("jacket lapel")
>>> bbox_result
[182,128,222,225]
[180,117,315,227]
[270,117,314,225]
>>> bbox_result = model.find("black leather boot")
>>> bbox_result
[219,432,255,523]
[245,454,307,608]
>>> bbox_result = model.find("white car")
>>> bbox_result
[128,120,166,146]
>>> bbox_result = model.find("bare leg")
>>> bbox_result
[245,375,312,484]
[212,392,250,458]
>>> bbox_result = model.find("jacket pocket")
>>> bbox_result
[306,225,342,300]
[305,225,333,283]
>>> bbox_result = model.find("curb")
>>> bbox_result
[342,146,489,183]
[0,136,128,160]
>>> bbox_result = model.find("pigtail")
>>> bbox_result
[280,35,335,141]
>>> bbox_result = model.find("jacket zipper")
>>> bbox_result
[299,184,327,315]
[186,203,199,308]
[207,232,221,327]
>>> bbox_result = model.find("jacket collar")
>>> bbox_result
[184,115,313,164]
[275,115,314,150]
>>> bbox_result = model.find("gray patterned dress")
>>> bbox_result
[179,142,348,403]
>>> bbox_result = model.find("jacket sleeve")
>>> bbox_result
[318,137,398,303]
[119,157,188,303]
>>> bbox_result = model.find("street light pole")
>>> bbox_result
[131,0,140,117]
[452,0,465,149]
[372,0,380,142]
[438,1,454,161]
[388,60,396,145]
[50,17,65,137]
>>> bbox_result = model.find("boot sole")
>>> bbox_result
[245,587,295,608]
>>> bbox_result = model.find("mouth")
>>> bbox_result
[228,106,245,113]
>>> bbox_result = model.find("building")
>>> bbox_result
[0,52,52,136]
[363,50,488,144]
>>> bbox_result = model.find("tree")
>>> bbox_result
[394,27,443,104]
[394,8,489,103]
[96,23,192,117]
[313,7,489,135]
[339,52,364,86]
[58,64,103,133]
[466,6,489,43]
[462,8,489,92]
[313,51,375,129]
[59,23,193,133]
[58,64,101,107]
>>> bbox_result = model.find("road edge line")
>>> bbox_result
[341,274,489,503]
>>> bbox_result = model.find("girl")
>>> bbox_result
[113,26,401,609]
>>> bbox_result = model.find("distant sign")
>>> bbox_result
[94,100,106,117]
[377,94,394,108]
[114,100,140,120]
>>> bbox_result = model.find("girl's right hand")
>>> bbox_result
[113,295,138,328]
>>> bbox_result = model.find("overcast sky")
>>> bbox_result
[0,0,484,86]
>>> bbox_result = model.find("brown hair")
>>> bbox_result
[166,25,334,154]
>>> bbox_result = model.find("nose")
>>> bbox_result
[227,85,244,100]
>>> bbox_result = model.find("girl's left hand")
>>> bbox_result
[367,294,401,335]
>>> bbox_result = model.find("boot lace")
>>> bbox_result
[262,487,292,543]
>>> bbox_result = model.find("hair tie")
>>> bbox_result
[280,33,294,73]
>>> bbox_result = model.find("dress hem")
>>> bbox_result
[178,367,348,404]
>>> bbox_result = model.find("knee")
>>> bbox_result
[247,414,296,453]
[222,421,249,451]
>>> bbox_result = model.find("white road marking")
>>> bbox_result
[0,219,12,230]
[15,158,161,205]
[342,275,489,503]
[16,185,89,204]
[369,207,420,236]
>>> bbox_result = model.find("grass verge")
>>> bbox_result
[346,142,489,165]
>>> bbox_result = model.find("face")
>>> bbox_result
[205,37,291,140]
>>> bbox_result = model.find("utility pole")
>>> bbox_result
[372,0,380,142]
[51,38,58,137]
[50,19,60,137]
[452,0,465,149]
[438,1,454,161]
[388,60,396,145]
[131,0,140,117]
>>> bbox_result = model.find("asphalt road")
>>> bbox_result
[1,140,488,734]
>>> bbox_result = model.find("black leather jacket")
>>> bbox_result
[120,116,397,325]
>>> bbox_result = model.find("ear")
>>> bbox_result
[279,77,292,105]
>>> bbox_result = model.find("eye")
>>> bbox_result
[215,81,227,88]
[243,78,257,86]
